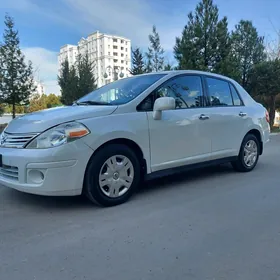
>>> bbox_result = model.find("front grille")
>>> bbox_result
[0,132,38,148]
[0,164,19,181]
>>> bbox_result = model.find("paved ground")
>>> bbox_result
[1,135,280,280]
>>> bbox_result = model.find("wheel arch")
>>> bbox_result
[245,129,263,155]
[85,138,148,177]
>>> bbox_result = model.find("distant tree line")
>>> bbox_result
[129,0,280,127]
[1,0,280,127]
[1,93,62,115]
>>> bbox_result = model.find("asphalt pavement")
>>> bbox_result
[1,135,280,280]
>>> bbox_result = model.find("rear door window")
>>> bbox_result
[206,77,233,106]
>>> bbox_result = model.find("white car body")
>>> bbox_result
[0,71,270,199]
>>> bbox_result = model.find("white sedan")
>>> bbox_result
[0,71,270,206]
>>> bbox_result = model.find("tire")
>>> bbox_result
[231,133,260,172]
[84,144,141,207]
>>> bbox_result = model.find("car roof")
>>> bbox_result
[139,70,234,82]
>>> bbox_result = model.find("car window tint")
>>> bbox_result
[206,77,233,106]
[154,75,204,109]
[230,84,242,106]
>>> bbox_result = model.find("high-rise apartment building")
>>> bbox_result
[29,81,45,100]
[58,31,131,88]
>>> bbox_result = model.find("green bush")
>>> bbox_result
[0,123,7,133]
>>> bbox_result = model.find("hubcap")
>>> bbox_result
[99,155,134,198]
[243,140,258,167]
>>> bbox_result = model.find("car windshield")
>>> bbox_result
[77,74,166,105]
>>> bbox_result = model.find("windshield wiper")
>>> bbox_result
[74,100,111,106]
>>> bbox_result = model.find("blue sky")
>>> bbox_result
[0,0,279,94]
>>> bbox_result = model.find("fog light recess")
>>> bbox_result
[28,169,45,184]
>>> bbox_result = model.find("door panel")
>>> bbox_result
[142,74,212,172]
[148,108,212,172]
[204,77,247,159]
[199,107,247,159]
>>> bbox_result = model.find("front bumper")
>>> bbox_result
[0,140,93,196]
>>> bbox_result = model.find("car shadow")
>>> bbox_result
[2,163,235,211]
[138,163,235,194]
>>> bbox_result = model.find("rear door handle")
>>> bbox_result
[239,112,247,117]
[199,114,209,120]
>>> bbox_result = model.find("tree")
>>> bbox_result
[0,15,35,118]
[231,20,266,90]
[146,25,164,72]
[58,59,79,105]
[164,63,173,71]
[58,53,96,105]
[130,47,145,75]
[214,17,236,76]
[46,93,61,108]
[3,104,24,114]
[174,0,231,73]
[27,93,61,113]
[276,94,280,111]
[0,104,4,116]
[250,60,280,127]
[28,93,47,112]
[265,31,280,61]
[76,53,97,100]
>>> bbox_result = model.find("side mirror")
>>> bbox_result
[153,97,175,120]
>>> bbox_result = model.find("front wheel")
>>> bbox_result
[231,134,260,172]
[84,144,141,206]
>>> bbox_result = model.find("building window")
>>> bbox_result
[121,40,124,44]
[121,67,124,70]
[121,53,124,57]
[113,46,118,49]
[108,45,110,48]
[125,48,127,52]
[113,38,118,43]
[114,59,118,63]
[121,60,124,63]
[121,47,124,50]
[126,41,128,45]
[126,62,128,65]
[108,52,110,55]
[113,52,118,56]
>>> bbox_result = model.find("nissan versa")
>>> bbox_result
[0,71,270,206]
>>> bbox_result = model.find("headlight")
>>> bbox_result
[26,122,90,149]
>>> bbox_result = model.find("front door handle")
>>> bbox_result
[199,114,209,120]
[239,112,247,117]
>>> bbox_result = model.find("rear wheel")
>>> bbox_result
[231,133,260,172]
[84,144,141,206]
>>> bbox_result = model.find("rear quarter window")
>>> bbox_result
[206,77,233,106]
[230,84,242,106]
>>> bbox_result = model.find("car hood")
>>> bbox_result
[5,105,118,133]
